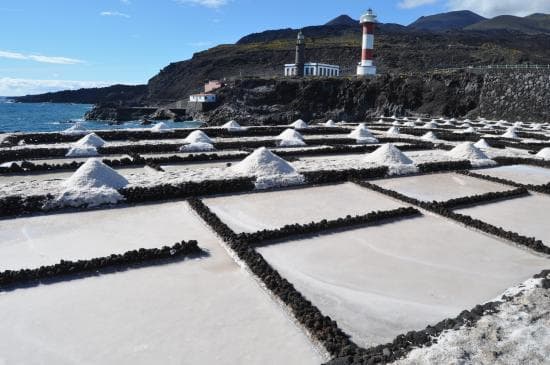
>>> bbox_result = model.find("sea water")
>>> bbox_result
[0,97,202,133]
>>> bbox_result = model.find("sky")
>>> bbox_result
[1,0,549,96]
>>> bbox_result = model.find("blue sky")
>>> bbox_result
[1,0,549,95]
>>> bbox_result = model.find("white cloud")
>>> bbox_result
[0,50,83,65]
[175,0,229,9]
[0,78,115,97]
[398,0,438,9]
[100,11,131,18]
[446,0,550,17]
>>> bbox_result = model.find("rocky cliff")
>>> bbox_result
[192,72,484,125]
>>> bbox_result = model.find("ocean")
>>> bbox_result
[0,97,201,133]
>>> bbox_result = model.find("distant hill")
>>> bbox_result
[465,13,550,34]
[12,84,147,104]
[408,10,486,31]
[325,15,357,26]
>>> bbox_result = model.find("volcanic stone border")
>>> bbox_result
[0,156,140,174]
[3,126,351,146]
[353,180,550,255]
[120,178,255,204]
[238,207,421,247]
[0,240,205,291]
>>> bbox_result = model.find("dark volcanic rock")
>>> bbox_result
[192,73,485,125]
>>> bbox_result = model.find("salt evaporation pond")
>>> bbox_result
[372,172,510,202]
[0,201,323,364]
[203,182,406,233]
[474,164,550,186]
[258,213,550,348]
[455,194,550,247]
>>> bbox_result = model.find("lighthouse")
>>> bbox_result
[295,31,305,77]
[357,8,377,76]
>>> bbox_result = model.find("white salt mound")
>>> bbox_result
[387,126,400,135]
[423,122,438,128]
[278,138,306,147]
[447,142,489,160]
[421,131,438,141]
[231,147,297,176]
[151,122,173,133]
[184,130,213,144]
[536,147,550,159]
[222,120,243,131]
[62,123,88,136]
[392,120,401,126]
[277,128,304,141]
[404,121,415,127]
[65,145,99,157]
[365,144,413,165]
[324,120,336,127]
[502,127,519,139]
[531,123,542,131]
[463,127,476,133]
[290,119,308,129]
[179,142,215,152]
[474,139,491,149]
[349,125,374,139]
[63,158,129,190]
[73,133,106,148]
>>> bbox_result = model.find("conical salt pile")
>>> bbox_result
[349,125,378,143]
[277,128,304,140]
[290,119,309,129]
[423,122,438,128]
[324,120,336,127]
[446,142,489,160]
[474,139,491,149]
[416,118,423,123]
[62,158,128,189]
[184,130,213,144]
[404,121,416,127]
[180,142,215,152]
[231,147,297,176]
[349,125,373,139]
[74,133,106,148]
[531,123,542,131]
[463,127,476,133]
[387,126,400,135]
[421,131,438,141]
[392,120,401,126]
[222,120,243,131]
[151,122,173,133]
[536,148,550,159]
[276,129,306,147]
[502,127,519,139]
[365,144,413,165]
[62,122,88,136]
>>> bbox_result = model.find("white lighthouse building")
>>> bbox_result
[357,8,377,76]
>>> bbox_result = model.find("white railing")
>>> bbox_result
[433,64,550,73]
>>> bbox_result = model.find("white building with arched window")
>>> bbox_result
[284,63,340,77]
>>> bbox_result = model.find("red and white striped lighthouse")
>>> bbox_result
[357,8,377,76]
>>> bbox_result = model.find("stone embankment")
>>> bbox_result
[476,71,550,123]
